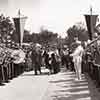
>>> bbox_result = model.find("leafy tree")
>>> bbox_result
[23,30,31,43]
[23,29,58,47]
[66,22,89,46]
[31,33,38,43]
[0,14,14,46]
[39,29,58,46]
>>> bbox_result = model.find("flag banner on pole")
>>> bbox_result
[91,15,98,34]
[84,15,98,40]
[20,17,27,45]
[13,18,20,43]
[13,17,27,45]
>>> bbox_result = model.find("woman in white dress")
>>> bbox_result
[70,42,84,80]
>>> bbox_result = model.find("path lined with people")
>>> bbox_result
[0,68,99,100]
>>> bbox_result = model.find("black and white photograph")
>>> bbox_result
[0,0,100,100]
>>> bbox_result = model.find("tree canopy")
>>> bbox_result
[66,22,89,46]
[23,29,58,47]
[0,14,14,46]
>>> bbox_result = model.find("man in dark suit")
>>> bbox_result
[31,48,41,75]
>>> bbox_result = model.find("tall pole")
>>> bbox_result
[18,9,21,18]
[90,5,92,15]
[18,9,21,47]
[90,5,93,40]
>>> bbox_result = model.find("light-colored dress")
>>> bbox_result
[70,45,84,80]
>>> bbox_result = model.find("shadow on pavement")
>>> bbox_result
[21,72,50,77]
[47,71,99,100]
[50,79,74,84]
[0,83,5,86]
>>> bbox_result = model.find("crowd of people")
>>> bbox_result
[0,33,100,85]
[0,42,62,84]
[26,37,85,80]
[30,44,61,75]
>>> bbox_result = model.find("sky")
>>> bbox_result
[0,0,100,38]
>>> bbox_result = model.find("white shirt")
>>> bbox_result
[70,45,84,63]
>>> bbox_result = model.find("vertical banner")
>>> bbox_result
[13,16,27,45]
[91,15,98,35]
[84,15,98,40]
[13,18,20,43]
[20,17,27,46]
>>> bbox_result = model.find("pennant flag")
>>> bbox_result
[20,17,27,45]
[13,18,20,43]
[13,16,27,45]
[84,15,98,40]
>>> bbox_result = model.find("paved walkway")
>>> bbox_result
[43,69,100,100]
[0,69,50,100]
[0,68,100,100]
